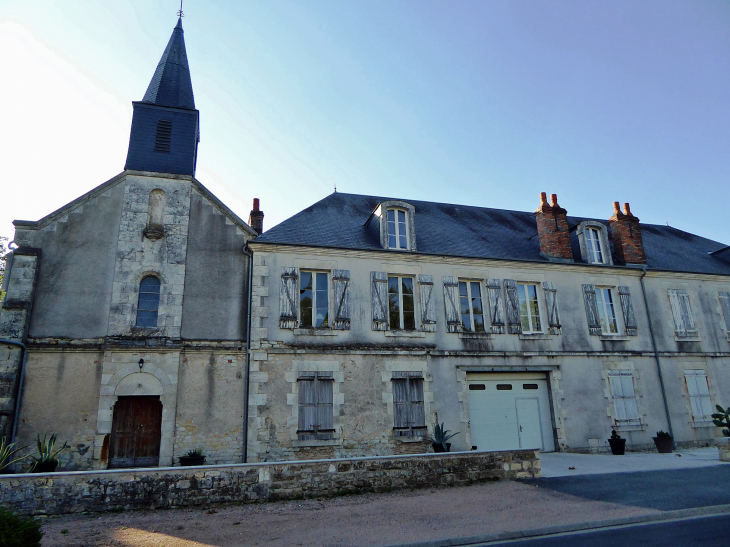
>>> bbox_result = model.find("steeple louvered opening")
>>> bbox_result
[154,120,172,153]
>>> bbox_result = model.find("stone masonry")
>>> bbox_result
[534,193,573,262]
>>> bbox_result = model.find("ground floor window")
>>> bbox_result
[297,372,334,440]
[392,372,426,436]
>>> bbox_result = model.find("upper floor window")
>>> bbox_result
[586,228,604,263]
[136,276,161,327]
[668,289,698,338]
[388,275,416,330]
[595,287,619,335]
[577,221,612,265]
[368,200,416,251]
[300,271,329,328]
[387,209,408,249]
[459,280,485,333]
[517,283,542,333]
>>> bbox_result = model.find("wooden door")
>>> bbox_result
[109,396,163,468]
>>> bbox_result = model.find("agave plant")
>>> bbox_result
[426,422,458,451]
[29,434,67,472]
[185,448,205,458]
[712,405,730,437]
[0,438,27,472]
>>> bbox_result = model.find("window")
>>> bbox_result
[595,288,619,335]
[668,289,698,338]
[517,283,541,333]
[719,292,730,335]
[297,372,334,440]
[459,280,485,333]
[388,276,415,330]
[387,209,409,249]
[300,271,329,328]
[392,372,426,437]
[135,276,161,327]
[608,370,641,427]
[154,120,172,153]
[586,227,604,263]
[685,370,713,423]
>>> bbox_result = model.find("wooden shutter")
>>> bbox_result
[316,372,334,436]
[333,269,351,330]
[582,284,601,336]
[371,271,388,331]
[543,281,561,335]
[609,371,640,426]
[392,372,425,436]
[279,267,299,329]
[504,279,522,334]
[418,275,436,332]
[617,286,637,336]
[443,276,461,332]
[486,279,505,334]
[720,292,730,334]
[669,289,697,337]
[298,372,334,440]
[685,370,713,422]
[298,373,316,437]
[392,376,409,431]
[409,375,426,432]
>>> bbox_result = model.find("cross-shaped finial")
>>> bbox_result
[177,0,184,17]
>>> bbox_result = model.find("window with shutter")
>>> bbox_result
[543,282,561,335]
[595,287,619,335]
[300,271,329,328]
[392,372,426,437]
[443,276,461,333]
[668,289,698,338]
[486,279,505,334]
[297,372,334,440]
[418,275,436,332]
[458,280,485,333]
[582,284,602,336]
[371,271,388,330]
[719,292,730,336]
[388,276,416,330]
[684,370,713,423]
[516,282,541,333]
[332,270,350,330]
[279,267,299,329]
[608,370,641,428]
[618,286,637,336]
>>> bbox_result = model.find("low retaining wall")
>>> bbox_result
[0,449,540,516]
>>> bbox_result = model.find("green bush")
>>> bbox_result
[0,507,43,547]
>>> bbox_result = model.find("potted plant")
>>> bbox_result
[427,422,458,453]
[0,438,27,474]
[607,430,626,455]
[29,433,67,473]
[711,404,730,462]
[179,448,206,466]
[653,430,673,453]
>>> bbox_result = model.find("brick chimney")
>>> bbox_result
[609,202,646,264]
[535,192,573,262]
[249,198,264,235]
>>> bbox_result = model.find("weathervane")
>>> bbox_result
[177,0,184,17]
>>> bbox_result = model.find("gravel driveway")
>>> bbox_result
[39,480,658,547]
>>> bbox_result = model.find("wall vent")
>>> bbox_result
[154,120,172,153]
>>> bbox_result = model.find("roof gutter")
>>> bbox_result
[0,338,27,445]
[639,268,675,444]
[241,244,254,463]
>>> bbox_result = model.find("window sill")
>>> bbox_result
[675,336,701,342]
[600,335,631,341]
[690,421,716,429]
[293,328,338,336]
[292,438,339,448]
[459,332,492,340]
[613,424,646,432]
[394,435,428,443]
[518,333,552,340]
[384,330,426,338]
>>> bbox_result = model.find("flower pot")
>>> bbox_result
[432,442,451,453]
[653,436,673,454]
[608,438,626,455]
[31,460,58,473]
[179,455,206,466]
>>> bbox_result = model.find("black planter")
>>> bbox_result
[432,442,451,453]
[179,455,206,466]
[653,436,673,454]
[608,438,626,455]
[31,460,58,473]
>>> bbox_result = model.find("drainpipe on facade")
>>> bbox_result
[0,338,27,444]
[242,244,254,463]
[639,268,675,444]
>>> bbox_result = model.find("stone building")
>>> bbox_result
[0,18,259,470]
[246,192,730,461]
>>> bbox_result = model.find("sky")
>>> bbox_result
[1,1,729,246]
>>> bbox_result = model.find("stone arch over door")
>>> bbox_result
[93,354,179,469]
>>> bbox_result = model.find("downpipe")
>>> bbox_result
[242,244,254,463]
[0,338,27,444]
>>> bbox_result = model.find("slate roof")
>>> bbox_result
[142,18,195,109]
[255,192,730,276]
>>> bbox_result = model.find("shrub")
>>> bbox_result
[0,507,43,547]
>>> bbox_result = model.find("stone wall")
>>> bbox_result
[0,449,540,516]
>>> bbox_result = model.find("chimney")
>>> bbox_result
[249,198,264,235]
[609,201,646,264]
[534,192,573,262]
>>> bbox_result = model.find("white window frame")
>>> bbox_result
[595,287,619,335]
[576,221,613,266]
[517,282,542,333]
[388,275,417,330]
[586,227,604,264]
[458,279,486,333]
[387,208,409,250]
[608,370,642,428]
[684,370,714,424]
[299,270,330,329]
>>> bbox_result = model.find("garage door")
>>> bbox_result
[467,373,555,453]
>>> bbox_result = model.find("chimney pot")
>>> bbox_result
[613,201,621,215]
[550,194,558,207]
[540,192,549,206]
[253,198,260,211]
[623,203,631,216]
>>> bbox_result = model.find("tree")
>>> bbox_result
[0,237,9,302]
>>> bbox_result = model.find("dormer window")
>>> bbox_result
[387,209,408,249]
[576,221,612,265]
[368,200,417,251]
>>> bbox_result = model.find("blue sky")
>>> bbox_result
[2,1,729,245]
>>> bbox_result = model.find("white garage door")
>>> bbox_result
[467,373,555,453]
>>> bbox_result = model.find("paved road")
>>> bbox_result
[526,465,730,510]
[480,514,729,546]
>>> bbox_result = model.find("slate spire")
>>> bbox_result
[142,17,195,109]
